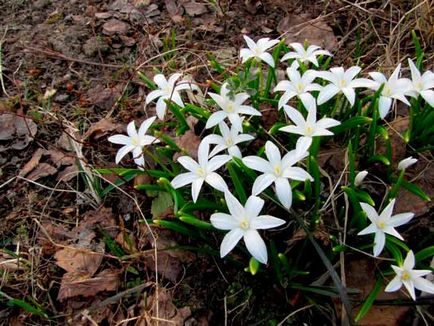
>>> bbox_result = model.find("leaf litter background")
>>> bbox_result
[0,0,433,325]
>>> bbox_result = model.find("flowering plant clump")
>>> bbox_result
[105,34,434,322]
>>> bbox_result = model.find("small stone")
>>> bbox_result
[95,12,112,19]
[102,19,130,35]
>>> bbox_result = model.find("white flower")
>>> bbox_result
[357,199,414,257]
[206,83,261,131]
[279,97,340,139]
[317,66,377,106]
[368,64,413,119]
[211,191,286,264]
[240,35,279,68]
[171,141,230,203]
[242,138,313,209]
[385,251,434,300]
[274,63,322,109]
[397,156,417,171]
[354,170,368,187]
[108,117,159,168]
[203,121,255,158]
[407,59,434,107]
[145,73,196,120]
[281,43,332,67]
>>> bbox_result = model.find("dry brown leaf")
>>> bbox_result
[26,163,57,181]
[56,164,79,182]
[0,113,37,151]
[173,130,201,161]
[143,288,192,325]
[183,1,208,16]
[19,148,46,176]
[342,258,409,325]
[83,118,119,140]
[278,14,337,50]
[58,269,119,301]
[165,0,183,23]
[54,245,104,275]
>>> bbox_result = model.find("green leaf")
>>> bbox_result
[248,257,260,275]
[227,161,247,204]
[415,246,434,263]
[355,278,382,322]
[385,241,404,265]
[151,191,173,219]
[400,180,431,202]
[7,299,48,318]
[137,71,157,90]
[367,155,390,166]
[179,214,214,230]
[135,184,165,192]
[331,116,372,134]
[355,190,375,206]
[153,219,196,237]
[100,169,138,197]
[167,102,189,135]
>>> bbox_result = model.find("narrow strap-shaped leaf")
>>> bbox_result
[227,161,247,204]
[355,278,382,322]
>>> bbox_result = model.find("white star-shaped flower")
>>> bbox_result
[145,73,197,120]
[108,116,159,168]
[171,141,230,203]
[206,83,261,131]
[273,62,321,109]
[385,250,434,300]
[240,35,279,68]
[357,199,414,257]
[203,121,255,158]
[279,97,340,139]
[317,66,377,106]
[368,64,413,119]
[211,191,286,264]
[281,43,332,67]
[407,59,434,107]
[242,138,313,209]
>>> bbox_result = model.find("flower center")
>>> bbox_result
[339,79,347,88]
[131,136,140,146]
[164,85,173,95]
[273,164,282,176]
[377,221,386,230]
[383,86,392,97]
[401,271,411,281]
[296,83,304,93]
[196,167,206,178]
[225,137,233,146]
[225,102,235,113]
[254,47,262,56]
[415,81,423,91]
[305,123,314,136]
[239,218,250,230]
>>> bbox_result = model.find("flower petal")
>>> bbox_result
[146,90,165,104]
[205,172,228,192]
[115,145,134,164]
[385,276,403,292]
[265,141,281,166]
[403,251,415,270]
[357,223,378,236]
[210,213,238,230]
[153,74,168,88]
[108,134,131,145]
[242,156,272,173]
[224,191,245,218]
[342,87,356,106]
[283,167,313,181]
[244,230,268,264]
[379,199,396,220]
[259,52,275,67]
[388,213,414,227]
[373,231,385,257]
[206,111,227,129]
[360,203,379,223]
[413,277,434,295]
[283,105,306,126]
[378,96,392,119]
[220,228,244,258]
[317,84,340,105]
[138,116,157,137]
[383,226,404,241]
[275,177,292,209]
[191,178,204,202]
[177,156,199,172]
[156,97,167,120]
[252,173,275,196]
[171,172,196,189]
[402,280,416,300]
[207,154,231,171]
[251,215,286,230]
[244,195,264,218]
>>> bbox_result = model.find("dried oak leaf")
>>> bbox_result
[0,113,37,151]
[102,19,130,35]
[278,14,337,50]
[83,118,119,140]
[58,269,119,301]
[173,130,201,161]
[26,163,57,181]
[54,245,104,275]
[183,1,208,16]
[165,0,183,23]
[143,288,192,325]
